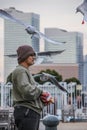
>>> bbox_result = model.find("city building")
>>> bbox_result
[44,28,84,85]
[84,55,87,91]
[3,7,40,82]
[3,7,85,91]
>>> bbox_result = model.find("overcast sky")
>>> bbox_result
[0,0,87,81]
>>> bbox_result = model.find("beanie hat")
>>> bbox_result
[17,45,35,63]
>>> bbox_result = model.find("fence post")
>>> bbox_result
[42,115,59,130]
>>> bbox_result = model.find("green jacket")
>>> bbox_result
[10,65,45,114]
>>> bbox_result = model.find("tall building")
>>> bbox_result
[4,7,40,81]
[44,28,84,84]
[84,55,87,90]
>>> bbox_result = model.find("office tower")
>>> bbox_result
[44,28,84,84]
[4,7,40,81]
[84,55,87,90]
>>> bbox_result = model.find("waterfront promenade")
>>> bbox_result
[39,121,87,130]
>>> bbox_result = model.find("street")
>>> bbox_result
[39,121,87,130]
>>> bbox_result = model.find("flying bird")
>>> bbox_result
[4,50,65,64]
[0,9,66,45]
[34,72,68,93]
[76,0,87,24]
[4,50,65,57]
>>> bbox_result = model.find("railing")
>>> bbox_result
[62,105,75,122]
[0,107,14,130]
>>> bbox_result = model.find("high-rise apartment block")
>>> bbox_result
[4,7,40,81]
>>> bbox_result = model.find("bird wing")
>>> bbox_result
[34,57,44,65]
[49,76,68,93]
[4,49,65,58]
[42,72,68,93]
[76,0,87,23]
[0,9,29,27]
[4,53,44,64]
[37,50,65,56]
[33,73,42,78]
[39,32,66,45]
[4,54,17,57]
[0,9,66,45]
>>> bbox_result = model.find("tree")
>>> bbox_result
[64,77,81,84]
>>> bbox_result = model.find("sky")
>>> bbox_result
[0,0,87,81]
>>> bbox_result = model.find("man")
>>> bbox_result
[9,45,52,130]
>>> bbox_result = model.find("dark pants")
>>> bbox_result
[14,106,40,130]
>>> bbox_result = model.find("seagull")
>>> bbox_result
[4,50,65,57]
[6,71,68,93]
[34,72,68,93]
[76,0,87,24]
[0,9,66,45]
[4,50,65,64]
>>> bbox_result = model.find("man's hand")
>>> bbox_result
[40,91,54,105]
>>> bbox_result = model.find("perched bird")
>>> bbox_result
[5,50,65,64]
[34,72,68,93]
[76,0,87,24]
[0,9,66,45]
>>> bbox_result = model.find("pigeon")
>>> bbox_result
[0,9,66,45]
[76,0,87,24]
[4,50,65,64]
[34,72,68,93]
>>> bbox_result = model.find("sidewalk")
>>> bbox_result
[39,121,87,130]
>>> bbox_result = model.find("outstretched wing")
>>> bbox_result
[42,73,68,93]
[49,76,68,93]
[4,54,17,57]
[37,32,66,45]
[37,50,65,56]
[34,57,44,65]
[35,72,68,93]
[0,9,28,27]
[4,49,65,57]
[4,50,65,64]
[0,9,66,45]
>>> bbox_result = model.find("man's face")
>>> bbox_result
[25,54,36,66]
